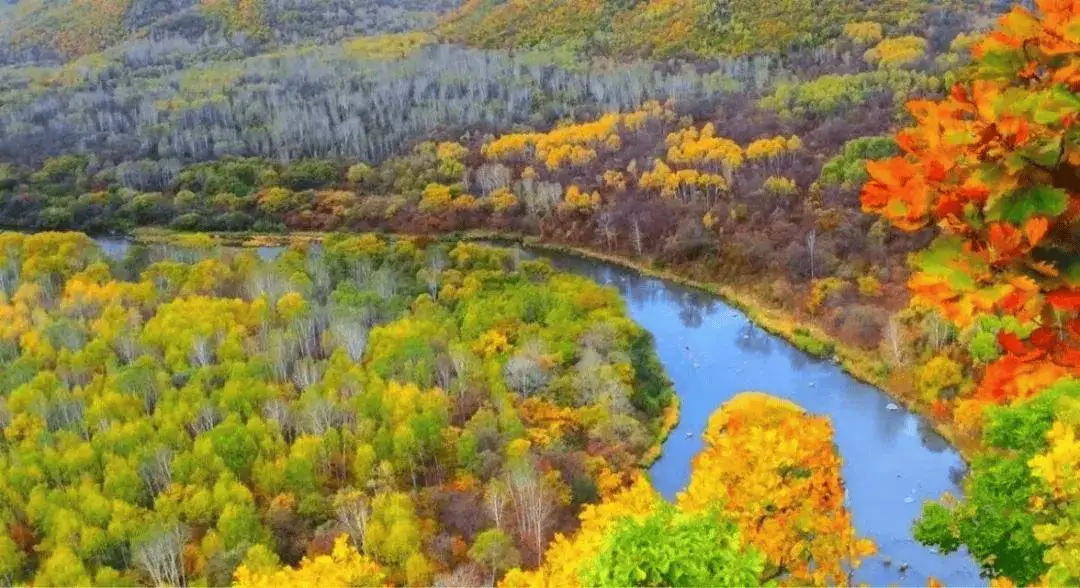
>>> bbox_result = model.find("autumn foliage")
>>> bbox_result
[678,393,874,585]
[862,1,1080,583]
[861,0,1080,411]
[504,392,871,587]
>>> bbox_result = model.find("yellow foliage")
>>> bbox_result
[806,277,850,314]
[473,329,510,357]
[482,102,670,167]
[500,476,661,588]
[665,126,744,170]
[489,188,519,212]
[420,183,453,212]
[602,170,627,191]
[451,194,479,210]
[343,32,434,60]
[865,36,927,68]
[763,175,797,195]
[676,393,874,585]
[560,185,601,212]
[436,141,469,162]
[843,21,883,44]
[233,534,386,587]
[1029,418,1080,583]
[857,274,883,297]
[276,291,308,321]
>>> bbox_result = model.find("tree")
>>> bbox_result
[861,0,1080,408]
[334,490,370,552]
[234,535,385,587]
[134,524,189,587]
[861,3,1080,582]
[469,528,520,584]
[676,393,875,585]
[579,504,764,587]
[507,463,557,563]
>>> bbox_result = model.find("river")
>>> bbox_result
[95,237,982,586]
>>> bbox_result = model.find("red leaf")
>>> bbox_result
[1047,288,1080,311]
[1029,326,1057,350]
[997,331,1028,355]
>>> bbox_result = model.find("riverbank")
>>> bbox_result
[130,227,974,460]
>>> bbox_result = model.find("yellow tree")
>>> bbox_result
[677,392,874,585]
[233,535,386,587]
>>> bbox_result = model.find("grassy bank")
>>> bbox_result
[131,227,974,460]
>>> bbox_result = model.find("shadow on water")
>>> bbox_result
[97,237,982,586]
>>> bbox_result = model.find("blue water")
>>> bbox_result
[97,237,983,586]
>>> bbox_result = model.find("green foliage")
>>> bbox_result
[0,232,671,585]
[441,0,959,58]
[819,136,898,189]
[469,528,521,579]
[791,329,834,358]
[915,380,1080,584]
[579,503,764,587]
[759,70,940,117]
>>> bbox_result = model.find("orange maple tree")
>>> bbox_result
[861,0,1080,410]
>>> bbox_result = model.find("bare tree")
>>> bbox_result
[303,398,338,434]
[503,355,549,397]
[134,524,189,587]
[631,216,644,257]
[268,333,299,383]
[475,163,512,196]
[507,465,555,563]
[922,311,952,352]
[485,480,509,531]
[806,228,817,281]
[331,319,369,362]
[334,491,370,552]
[140,448,173,498]
[262,399,296,442]
[190,405,220,436]
[422,249,449,300]
[190,335,214,367]
[884,315,906,367]
[434,564,486,588]
[291,357,325,390]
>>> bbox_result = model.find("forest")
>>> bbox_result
[0,0,1078,585]
[0,231,679,584]
[0,231,880,586]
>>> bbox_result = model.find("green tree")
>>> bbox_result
[579,504,764,587]
[469,528,520,584]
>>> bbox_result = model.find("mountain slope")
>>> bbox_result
[0,0,462,65]
[439,0,984,57]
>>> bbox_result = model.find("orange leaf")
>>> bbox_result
[1023,216,1049,247]
[988,222,1023,258]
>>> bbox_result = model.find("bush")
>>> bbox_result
[792,329,835,358]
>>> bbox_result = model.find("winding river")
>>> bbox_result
[95,237,983,586]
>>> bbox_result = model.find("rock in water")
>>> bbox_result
[886,402,900,411]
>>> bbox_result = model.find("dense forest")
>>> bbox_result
[0,0,1078,585]
[0,231,879,585]
[0,231,678,584]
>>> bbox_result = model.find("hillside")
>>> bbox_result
[3,0,1080,586]
[0,0,462,66]
[439,0,981,57]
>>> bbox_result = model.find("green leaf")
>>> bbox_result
[989,186,1068,223]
